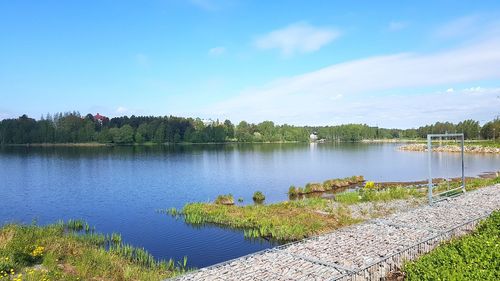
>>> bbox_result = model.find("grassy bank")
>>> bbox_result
[170,176,499,241]
[0,221,186,281]
[404,210,500,280]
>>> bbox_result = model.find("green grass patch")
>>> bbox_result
[404,210,500,281]
[0,221,187,281]
[335,186,423,205]
[178,198,360,241]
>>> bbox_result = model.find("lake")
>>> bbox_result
[1,143,499,268]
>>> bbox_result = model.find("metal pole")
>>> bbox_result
[461,134,465,193]
[427,135,433,205]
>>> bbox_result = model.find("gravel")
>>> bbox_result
[171,184,500,281]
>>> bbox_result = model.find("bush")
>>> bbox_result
[252,191,265,202]
[288,186,298,196]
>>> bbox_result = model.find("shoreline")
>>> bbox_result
[0,139,423,147]
[399,143,500,154]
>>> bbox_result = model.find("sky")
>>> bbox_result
[1,0,500,128]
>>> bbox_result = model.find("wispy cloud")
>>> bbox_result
[202,32,500,126]
[116,106,131,115]
[388,21,408,31]
[254,22,340,57]
[208,46,226,57]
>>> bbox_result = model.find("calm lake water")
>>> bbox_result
[1,143,499,267]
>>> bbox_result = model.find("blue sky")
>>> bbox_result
[1,0,500,128]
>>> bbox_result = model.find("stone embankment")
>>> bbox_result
[399,143,500,153]
[171,184,500,281]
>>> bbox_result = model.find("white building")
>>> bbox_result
[309,132,318,142]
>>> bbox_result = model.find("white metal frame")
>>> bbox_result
[427,133,465,205]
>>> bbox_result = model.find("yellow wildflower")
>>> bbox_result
[31,246,45,257]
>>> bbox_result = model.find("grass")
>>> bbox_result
[432,176,500,194]
[178,198,360,241]
[0,221,188,281]
[404,210,500,281]
[334,186,423,205]
[288,175,364,196]
[463,140,500,148]
[170,176,499,241]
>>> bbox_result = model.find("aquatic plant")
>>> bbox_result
[299,176,365,195]
[66,219,85,231]
[214,194,234,205]
[288,185,298,196]
[180,198,359,241]
[252,191,265,202]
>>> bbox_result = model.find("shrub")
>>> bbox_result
[252,191,265,202]
[288,186,298,196]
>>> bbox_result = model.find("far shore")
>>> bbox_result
[2,139,498,147]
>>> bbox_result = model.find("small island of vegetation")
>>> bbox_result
[167,176,499,241]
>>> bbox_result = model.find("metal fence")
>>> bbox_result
[168,204,494,281]
[331,213,489,281]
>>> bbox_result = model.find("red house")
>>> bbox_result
[94,113,108,125]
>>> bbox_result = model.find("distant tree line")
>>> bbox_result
[0,112,499,144]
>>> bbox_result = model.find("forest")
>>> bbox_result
[0,112,498,144]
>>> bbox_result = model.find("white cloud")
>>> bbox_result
[388,21,408,31]
[208,46,226,56]
[254,22,340,57]
[116,106,129,114]
[202,35,500,127]
[0,112,10,120]
[446,88,454,93]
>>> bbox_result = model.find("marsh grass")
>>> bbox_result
[288,175,365,196]
[179,197,360,241]
[168,176,498,242]
[252,191,265,202]
[214,194,234,205]
[0,221,188,281]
